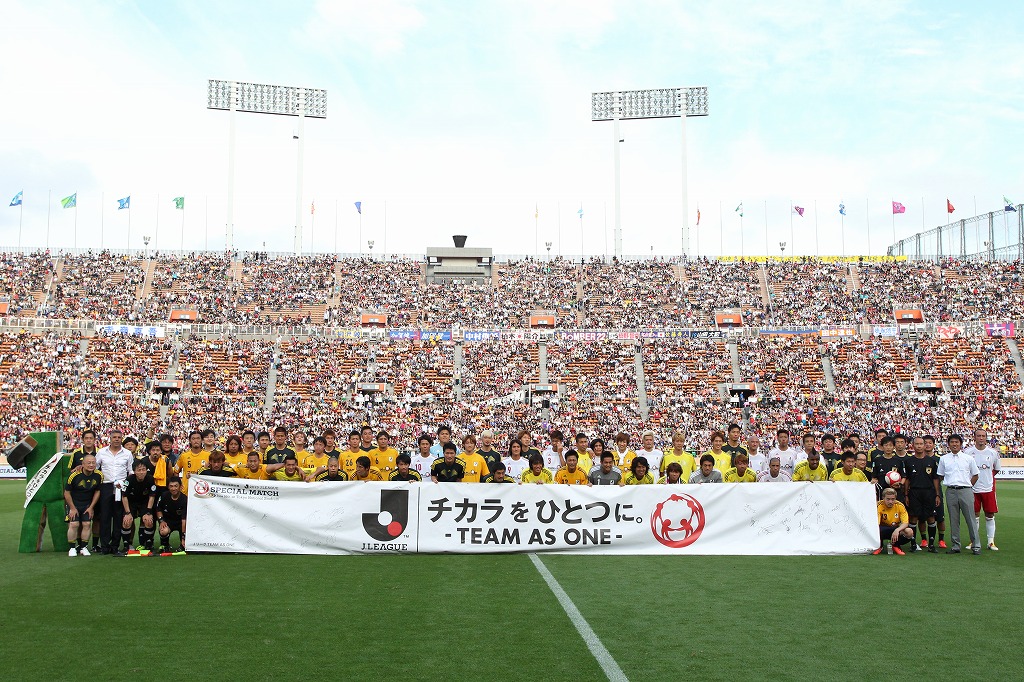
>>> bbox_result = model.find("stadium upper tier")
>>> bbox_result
[4,250,1024,327]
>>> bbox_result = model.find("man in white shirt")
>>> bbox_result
[747,435,767,474]
[794,433,817,466]
[95,429,134,555]
[767,429,796,477]
[541,430,568,475]
[638,430,663,478]
[757,457,793,482]
[411,434,436,482]
[966,428,1001,551]
[937,433,980,555]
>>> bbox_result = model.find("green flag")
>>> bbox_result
[173,197,184,209]
[61,193,77,209]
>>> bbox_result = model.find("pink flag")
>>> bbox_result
[793,206,805,217]
[892,201,906,214]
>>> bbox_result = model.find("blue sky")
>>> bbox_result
[1,0,1021,256]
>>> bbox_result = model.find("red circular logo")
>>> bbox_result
[651,494,705,548]
[193,479,211,497]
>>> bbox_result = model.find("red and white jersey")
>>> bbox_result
[411,453,435,481]
[541,447,566,474]
[968,446,1000,493]
[502,456,530,482]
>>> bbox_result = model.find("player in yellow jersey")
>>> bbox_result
[459,434,490,483]
[351,455,385,481]
[341,431,362,477]
[267,454,306,482]
[611,432,636,473]
[703,431,732,473]
[874,487,913,555]
[222,436,247,468]
[521,455,553,484]
[555,452,589,485]
[573,433,595,473]
[174,431,209,495]
[658,461,685,484]
[292,431,311,464]
[661,432,696,481]
[830,453,869,482]
[723,453,758,482]
[622,457,655,485]
[235,452,269,480]
[793,452,829,481]
[302,437,332,474]
[368,431,400,480]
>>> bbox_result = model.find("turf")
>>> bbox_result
[2,481,1021,681]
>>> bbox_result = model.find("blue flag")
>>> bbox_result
[9,191,22,207]
[839,203,847,216]
[118,196,130,210]
[354,201,362,214]
[1005,196,1017,212]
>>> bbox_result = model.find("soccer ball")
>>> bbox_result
[884,470,902,487]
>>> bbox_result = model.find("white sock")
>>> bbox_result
[986,517,996,543]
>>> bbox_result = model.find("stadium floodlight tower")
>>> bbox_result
[207,79,327,254]
[591,87,708,258]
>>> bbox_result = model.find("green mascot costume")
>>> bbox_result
[17,432,70,553]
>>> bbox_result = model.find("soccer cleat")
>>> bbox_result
[946,548,961,554]
[68,547,78,557]
[938,540,948,549]
[872,547,884,555]
[114,548,128,557]
[90,543,101,554]
[988,542,999,551]
[972,548,981,555]
[911,544,922,552]
[920,539,928,548]
[893,546,906,555]
[928,545,938,554]
[79,546,91,557]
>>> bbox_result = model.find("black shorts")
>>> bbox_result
[908,488,938,518]
[129,507,155,521]
[160,519,183,534]
[69,504,93,522]
[879,524,910,545]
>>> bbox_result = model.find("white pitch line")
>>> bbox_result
[528,553,629,682]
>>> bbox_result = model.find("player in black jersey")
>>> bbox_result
[388,453,422,481]
[156,477,187,554]
[922,434,947,548]
[64,453,103,556]
[904,436,941,552]
[312,455,348,481]
[870,436,906,502]
[264,426,296,465]
[431,443,465,482]
[120,459,157,555]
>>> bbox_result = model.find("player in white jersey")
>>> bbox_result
[541,430,568,475]
[747,435,767,474]
[502,441,530,482]
[757,457,792,482]
[767,428,797,477]
[411,435,436,482]
[967,428,1001,550]
[637,430,663,478]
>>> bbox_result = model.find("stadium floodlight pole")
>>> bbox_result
[207,80,327,254]
[591,87,708,258]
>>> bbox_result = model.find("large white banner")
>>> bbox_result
[188,477,878,556]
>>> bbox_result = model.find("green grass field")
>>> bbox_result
[2,480,1022,681]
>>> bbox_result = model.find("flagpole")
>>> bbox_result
[603,202,608,258]
[384,200,388,257]
[334,199,338,254]
[740,212,745,258]
[866,198,870,256]
[535,203,539,258]
[695,202,700,258]
[557,201,561,258]
[359,213,362,255]
[101,191,105,250]
[180,201,185,254]
[814,199,819,257]
[18,197,23,249]
[74,192,78,250]
[763,200,769,257]
[46,190,51,249]
[310,201,315,255]
[841,202,845,258]
[891,198,896,246]
[155,193,160,253]
[205,195,209,251]
[719,200,723,256]
[789,200,794,256]
[127,200,132,252]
